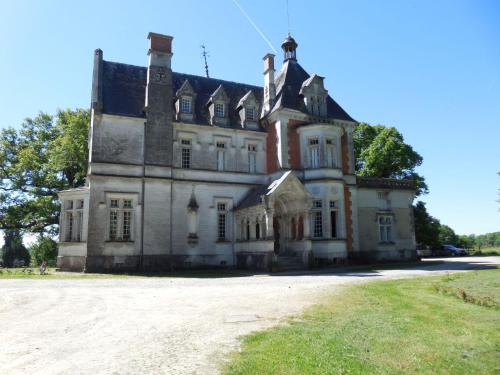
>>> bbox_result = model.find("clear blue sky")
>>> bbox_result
[0,0,498,236]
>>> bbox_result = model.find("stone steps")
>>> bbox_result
[276,254,305,272]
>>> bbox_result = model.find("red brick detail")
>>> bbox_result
[148,33,173,53]
[266,121,279,173]
[343,185,353,252]
[341,132,349,174]
[288,119,307,169]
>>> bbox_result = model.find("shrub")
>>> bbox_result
[30,237,58,267]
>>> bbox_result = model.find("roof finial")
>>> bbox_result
[201,44,210,78]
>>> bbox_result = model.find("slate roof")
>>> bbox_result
[272,60,355,122]
[101,60,264,128]
[236,171,294,210]
[100,58,354,125]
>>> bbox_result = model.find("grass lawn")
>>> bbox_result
[224,269,500,375]
[476,247,500,256]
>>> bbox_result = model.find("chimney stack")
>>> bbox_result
[144,32,174,166]
[262,53,276,115]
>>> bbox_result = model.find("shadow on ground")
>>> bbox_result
[97,257,499,279]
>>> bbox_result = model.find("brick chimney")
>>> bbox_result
[145,32,174,166]
[262,53,276,115]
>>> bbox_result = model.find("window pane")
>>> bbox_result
[181,98,191,113]
[109,210,118,240]
[182,148,191,168]
[110,199,118,208]
[218,213,226,240]
[215,103,225,117]
[66,212,73,241]
[314,211,323,238]
[245,107,255,121]
[123,200,132,209]
[123,211,132,240]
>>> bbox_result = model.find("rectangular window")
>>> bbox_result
[245,107,255,121]
[78,200,84,209]
[248,152,256,173]
[217,203,226,241]
[309,138,320,168]
[108,198,134,241]
[67,200,74,210]
[181,147,191,168]
[326,139,336,168]
[379,216,393,242]
[180,98,192,113]
[313,211,323,238]
[215,103,225,117]
[216,142,225,171]
[248,144,257,173]
[314,200,322,209]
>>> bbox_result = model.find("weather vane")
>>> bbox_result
[201,44,210,78]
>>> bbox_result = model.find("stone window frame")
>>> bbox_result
[247,143,258,173]
[308,137,320,169]
[106,193,137,242]
[312,199,323,238]
[329,200,339,239]
[214,102,225,118]
[378,214,394,243]
[325,137,338,169]
[180,97,192,114]
[180,138,192,169]
[214,197,232,242]
[62,198,85,242]
[216,141,226,171]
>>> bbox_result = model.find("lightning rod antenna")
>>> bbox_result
[286,0,291,34]
[201,44,210,78]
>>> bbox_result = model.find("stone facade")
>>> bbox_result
[57,32,417,272]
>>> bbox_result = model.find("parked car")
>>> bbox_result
[440,244,467,256]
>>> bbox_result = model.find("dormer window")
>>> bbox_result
[245,107,255,121]
[215,103,225,118]
[180,98,192,113]
[175,80,196,121]
[236,90,260,129]
[300,74,328,117]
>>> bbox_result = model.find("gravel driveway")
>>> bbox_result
[1,256,498,375]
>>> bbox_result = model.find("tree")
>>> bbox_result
[0,109,89,234]
[30,236,58,267]
[413,201,440,249]
[354,122,428,195]
[438,224,458,245]
[1,229,30,267]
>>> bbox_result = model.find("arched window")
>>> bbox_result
[241,219,245,240]
[291,217,296,240]
[246,220,251,241]
[256,220,260,240]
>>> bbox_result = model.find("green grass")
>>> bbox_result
[474,247,500,256]
[0,267,129,279]
[224,269,500,375]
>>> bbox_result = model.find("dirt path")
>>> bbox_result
[0,256,498,375]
